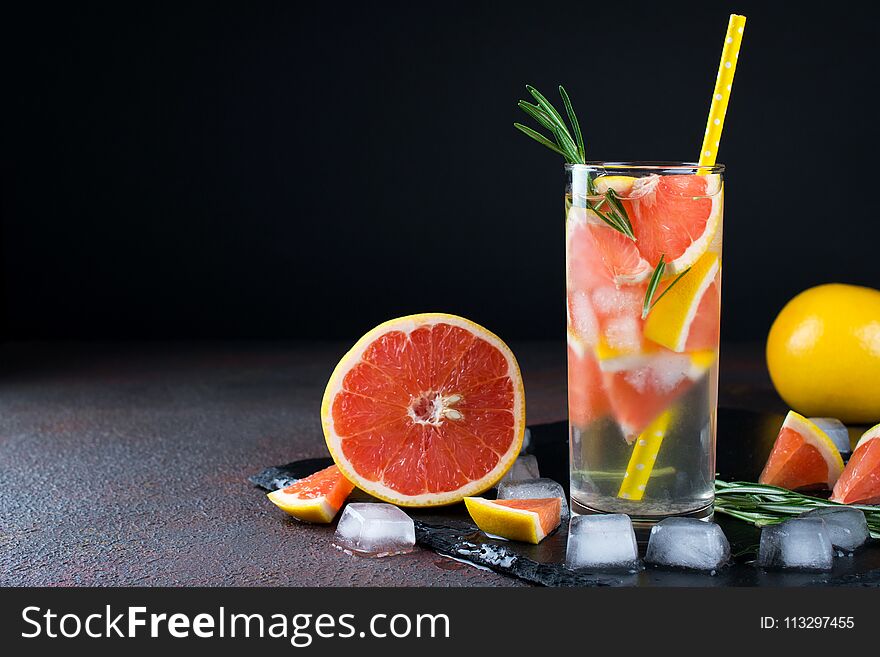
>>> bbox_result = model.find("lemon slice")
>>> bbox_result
[464,497,561,544]
[593,175,636,196]
[644,252,720,352]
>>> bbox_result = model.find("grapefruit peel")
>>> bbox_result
[464,496,562,544]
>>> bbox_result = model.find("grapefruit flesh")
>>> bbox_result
[464,496,562,544]
[322,314,525,507]
[831,424,880,504]
[628,174,721,272]
[266,465,355,523]
[683,275,721,351]
[759,411,845,491]
[567,332,610,427]
[567,205,650,288]
[601,351,697,440]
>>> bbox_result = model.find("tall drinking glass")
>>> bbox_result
[566,162,724,522]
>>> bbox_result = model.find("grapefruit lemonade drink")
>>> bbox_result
[565,163,723,519]
[515,15,745,521]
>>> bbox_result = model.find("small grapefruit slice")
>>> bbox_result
[464,497,562,544]
[629,174,722,274]
[600,349,712,441]
[567,205,651,287]
[322,313,525,507]
[759,411,845,491]
[643,252,721,352]
[567,330,610,427]
[831,423,880,504]
[267,465,355,523]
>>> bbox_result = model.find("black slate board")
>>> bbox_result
[250,408,880,587]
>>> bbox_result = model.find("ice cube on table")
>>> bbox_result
[800,507,869,552]
[520,427,532,454]
[333,503,416,557]
[809,417,851,454]
[757,518,833,572]
[565,514,639,571]
[645,518,730,571]
[500,454,540,483]
[497,478,570,520]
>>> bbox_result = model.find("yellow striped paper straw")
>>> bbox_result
[699,14,746,169]
[618,412,672,501]
[618,17,746,501]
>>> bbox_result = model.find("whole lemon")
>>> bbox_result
[767,283,880,423]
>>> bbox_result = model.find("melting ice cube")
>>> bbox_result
[565,514,639,571]
[500,454,540,483]
[645,517,730,571]
[800,507,869,553]
[519,427,532,454]
[333,503,416,557]
[757,518,833,572]
[497,478,570,520]
[809,417,851,455]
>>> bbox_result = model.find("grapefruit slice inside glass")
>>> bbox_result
[831,423,880,504]
[567,330,610,427]
[759,411,845,491]
[266,464,355,523]
[322,313,525,507]
[628,174,722,273]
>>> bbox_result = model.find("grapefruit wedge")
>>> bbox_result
[267,465,355,523]
[464,497,562,544]
[322,314,525,507]
[831,423,880,504]
[759,411,845,491]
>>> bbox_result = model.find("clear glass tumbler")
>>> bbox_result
[565,162,724,521]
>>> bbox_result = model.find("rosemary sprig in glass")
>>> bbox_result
[641,256,691,319]
[714,479,880,539]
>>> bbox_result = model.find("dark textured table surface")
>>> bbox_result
[0,341,780,587]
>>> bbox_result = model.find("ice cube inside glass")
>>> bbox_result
[644,517,730,571]
[757,517,833,572]
[565,513,639,571]
[333,503,416,557]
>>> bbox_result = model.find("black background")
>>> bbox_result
[2,1,878,341]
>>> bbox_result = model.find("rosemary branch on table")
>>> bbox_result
[714,479,880,539]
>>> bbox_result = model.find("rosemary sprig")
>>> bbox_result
[515,84,635,238]
[641,256,691,319]
[714,479,880,539]
[514,85,584,165]
[599,189,635,239]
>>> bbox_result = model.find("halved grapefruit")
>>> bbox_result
[266,465,355,523]
[322,314,525,507]
[759,411,845,491]
[831,423,880,504]
[464,497,562,544]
